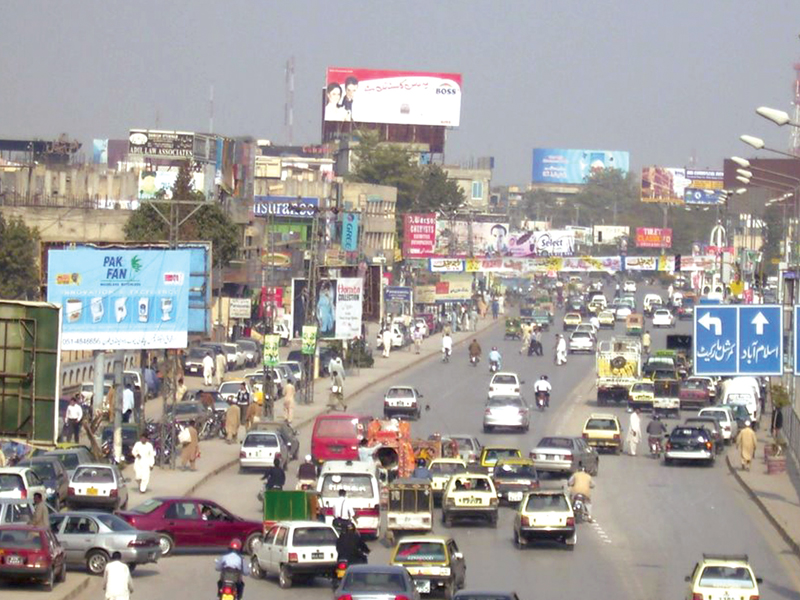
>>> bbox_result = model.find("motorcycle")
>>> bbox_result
[470,355,480,367]
[217,568,243,600]
[648,435,663,458]
[295,479,316,491]
[571,494,589,524]
[535,390,549,411]
[489,359,500,373]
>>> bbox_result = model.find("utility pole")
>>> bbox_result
[261,209,276,420]
[302,212,321,405]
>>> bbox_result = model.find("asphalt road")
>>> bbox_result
[24,281,800,600]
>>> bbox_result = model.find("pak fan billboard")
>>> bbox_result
[635,228,673,249]
[324,67,462,127]
[684,169,724,205]
[532,149,630,185]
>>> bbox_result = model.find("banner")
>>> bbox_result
[430,258,464,272]
[636,228,673,248]
[301,326,317,355]
[437,273,473,302]
[262,335,280,367]
[434,220,510,257]
[506,230,575,257]
[640,167,687,204]
[414,285,436,304]
[228,298,251,319]
[128,129,194,158]
[532,149,630,184]
[403,213,437,258]
[254,196,319,218]
[335,278,364,340]
[342,213,360,252]
[47,248,191,350]
[593,225,629,245]
[384,286,413,302]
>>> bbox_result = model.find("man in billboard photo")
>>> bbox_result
[340,76,358,121]
[488,224,509,256]
[324,82,347,121]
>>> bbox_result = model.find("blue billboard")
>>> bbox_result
[47,248,192,350]
[532,149,630,184]
[342,213,360,252]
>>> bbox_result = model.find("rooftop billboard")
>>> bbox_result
[324,67,462,127]
[532,149,630,185]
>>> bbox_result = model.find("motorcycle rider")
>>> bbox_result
[468,339,482,365]
[412,457,432,479]
[296,455,317,489]
[642,331,652,354]
[567,466,595,522]
[215,538,248,599]
[646,414,667,455]
[335,520,370,566]
[488,347,502,371]
[261,456,286,490]
[533,375,552,408]
[441,332,453,362]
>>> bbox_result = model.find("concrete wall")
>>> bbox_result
[443,166,492,210]
[0,206,132,242]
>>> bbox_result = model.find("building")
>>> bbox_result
[443,164,493,211]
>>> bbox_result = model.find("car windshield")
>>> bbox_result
[699,566,755,589]
[525,494,569,512]
[174,403,202,415]
[0,529,41,549]
[494,463,536,478]
[430,462,466,475]
[538,437,572,449]
[386,388,414,399]
[450,437,475,451]
[73,467,115,484]
[320,474,373,498]
[132,499,164,514]
[26,462,57,479]
[292,527,337,547]
[0,474,24,492]
[52,453,80,470]
[243,434,279,448]
[484,449,519,462]
[683,380,706,391]
[492,375,517,386]
[586,419,617,431]
[395,541,446,562]
[95,513,135,531]
[572,332,591,340]
[632,383,654,394]
[344,571,406,593]
[670,428,707,441]
[187,348,206,359]
[219,383,242,395]
[655,310,670,316]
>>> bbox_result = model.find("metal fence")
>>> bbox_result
[780,406,800,499]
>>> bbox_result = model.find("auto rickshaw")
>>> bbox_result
[385,477,434,543]
[504,317,522,340]
[625,313,644,337]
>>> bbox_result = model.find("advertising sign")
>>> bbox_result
[92,139,108,165]
[262,335,280,367]
[47,248,191,349]
[228,298,251,320]
[336,278,364,340]
[593,225,629,245]
[532,149,630,184]
[403,213,437,258]
[128,129,194,158]
[342,213,360,252]
[437,274,473,302]
[254,196,319,219]
[434,220,510,257]
[505,230,576,257]
[301,326,317,355]
[429,258,464,272]
[636,228,673,249]
[384,286,413,303]
[414,285,436,304]
[641,167,688,204]
[324,67,462,127]
[292,278,363,340]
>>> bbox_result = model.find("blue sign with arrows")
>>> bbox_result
[694,305,782,376]
[794,306,800,375]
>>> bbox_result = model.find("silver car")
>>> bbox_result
[438,434,482,463]
[49,511,159,574]
[529,436,599,475]
[568,331,594,354]
[335,564,420,600]
[483,396,530,433]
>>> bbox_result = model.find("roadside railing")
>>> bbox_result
[780,406,800,498]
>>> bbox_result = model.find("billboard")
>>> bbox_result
[593,225,630,245]
[532,149,630,184]
[635,227,673,249]
[291,278,363,340]
[640,166,687,204]
[403,213,437,258]
[46,248,192,350]
[324,67,462,127]
[92,139,108,165]
[434,220,510,257]
[128,129,194,158]
[254,196,319,219]
[335,278,364,339]
[342,213,360,252]
[505,230,576,257]
[684,169,723,205]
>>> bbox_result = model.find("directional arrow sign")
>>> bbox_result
[694,306,738,376]
[751,311,769,335]
[739,306,782,375]
[698,312,722,335]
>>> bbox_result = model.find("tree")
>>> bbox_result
[415,165,465,214]
[0,213,40,299]
[123,163,240,267]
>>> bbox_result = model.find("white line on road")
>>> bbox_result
[591,520,613,544]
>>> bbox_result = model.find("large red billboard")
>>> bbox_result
[635,227,673,248]
[324,68,462,127]
[403,214,437,258]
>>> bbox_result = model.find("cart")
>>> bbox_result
[385,478,433,543]
[261,490,320,534]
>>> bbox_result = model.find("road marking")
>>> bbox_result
[590,520,613,544]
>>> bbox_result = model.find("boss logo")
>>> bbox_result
[436,87,457,95]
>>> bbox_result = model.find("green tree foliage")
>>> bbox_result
[415,165,465,214]
[0,213,40,299]
[123,163,240,267]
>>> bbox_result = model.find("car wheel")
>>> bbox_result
[565,541,576,551]
[278,564,293,589]
[57,562,67,582]
[244,533,261,555]
[86,550,110,575]
[249,556,264,580]
[43,567,55,590]
[157,533,175,557]
[489,513,498,528]
[590,461,599,477]
[707,458,715,467]
[664,457,673,466]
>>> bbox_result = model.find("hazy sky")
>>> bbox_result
[2,1,800,184]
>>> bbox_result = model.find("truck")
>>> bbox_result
[596,336,642,406]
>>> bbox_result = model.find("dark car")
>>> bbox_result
[684,417,724,454]
[454,593,521,600]
[664,426,715,466]
[287,347,337,376]
[169,401,212,425]
[334,564,420,600]
[180,389,226,412]
[17,457,69,510]
[679,379,711,410]
[43,447,96,479]
[250,421,299,460]
[100,425,140,464]
[0,526,66,590]
[183,347,210,376]
[117,497,263,557]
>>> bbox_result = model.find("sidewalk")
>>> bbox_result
[725,422,800,559]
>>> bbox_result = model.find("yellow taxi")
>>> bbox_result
[479,446,522,474]
[428,458,467,503]
[628,380,655,410]
[562,312,582,331]
[390,535,466,598]
[684,554,761,600]
[597,310,616,328]
[582,413,622,454]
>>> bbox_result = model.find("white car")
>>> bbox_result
[623,280,637,293]
[218,379,254,403]
[613,303,633,321]
[222,343,246,370]
[652,309,675,328]
[0,467,47,502]
[569,331,595,354]
[239,430,288,471]
[488,372,523,399]
[383,386,423,419]
[250,521,339,589]
[66,464,128,511]
[698,406,738,442]
[575,323,597,336]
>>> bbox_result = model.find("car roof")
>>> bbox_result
[482,445,519,451]
[430,458,466,464]
[0,467,30,475]
[526,489,567,495]
[492,372,519,378]
[45,447,92,455]
[588,413,618,420]
[318,460,376,474]
[74,463,116,470]
[494,457,534,466]
[271,520,335,529]
[394,535,449,544]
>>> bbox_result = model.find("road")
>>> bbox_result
[17,282,800,600]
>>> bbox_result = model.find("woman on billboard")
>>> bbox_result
[316,281,336,336]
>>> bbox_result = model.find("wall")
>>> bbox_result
[340,182,397,261]
[443,166,492,210]
[0,206,131,242]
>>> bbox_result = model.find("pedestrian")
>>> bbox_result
[470,306,478,331]
[626,409,642,456]
[215,351,227,386]
[555,335,567,365]
[225,401,241,444]
[328,370,346,411]
[381,328,392,358]
[202,352,214,386]
[30,492,49,528]
[736,420,757,471]
[491,299,499,320]
[235,383,250,423]
[176,377,187,402]
[772,408,784,439]
[103,551,133,600]
[531,327,543,356]
[132,433,155,493]
[245,398,260,431]
[64,397,83,443]
[412,324,423,354]
[329,356,346,380]
[122,384,135,424]
[179,420,199,471]
[498,295,505,315]
[105,384,116,421]
[282,379,296,424]
[520,323,532,355]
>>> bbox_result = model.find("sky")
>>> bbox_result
[2,0,800,185]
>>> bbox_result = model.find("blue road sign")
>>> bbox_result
[694,305,783,376]
[794,306,800,375]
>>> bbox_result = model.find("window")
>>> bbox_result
[49,514,66,533]
[525,494,569,512]
[274,527,287,546]
[395,541,446,562]
[4,503,34,524]
[164,502,199,520]
[73,467,114,484]
[320,474,373,498]
[64,516,99,535]
[699,566,754,589]
[471,181,483,200]
[293,527,337,547]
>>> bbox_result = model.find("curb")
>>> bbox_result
[56,576,91,600]
[725,454,800,560]
[178,320,500,496]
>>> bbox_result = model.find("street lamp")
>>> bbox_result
[736,169,753,179]
[736,176,751,185]
[756,106,797,127]
[731,156,750,168]
[740,134,800,159]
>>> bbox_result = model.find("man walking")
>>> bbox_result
[282,379,296,424]
[64,397,83,443]
[132,433,155,493]
[30,492,49,528]
[329,370,346,411]
[202,352,215,386]
[235,383,250,423]
[122,384,135,424]
[179,420,199,471]
[736,420,758,471]
[103,551,133,600]
[381,327,392,358]
[225,401,241,444]
[215,351,227,386]
[626,409,642,456]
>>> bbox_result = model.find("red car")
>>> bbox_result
[0,525,66,590]
[117,497,263,557]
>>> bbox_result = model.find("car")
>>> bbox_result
[239,429,289,471]
[491,458,539,504]
[627,380,655,411]
[597,310,616,328]
[428,458,468,503]
[249,520,338,589]
[0,498,55,525]
[66,464,128,511]
[0,525,66,589]
[679,378,711,410]
[664,426,715,466]
[684,554,761,600]
[487,372,522,399]
[479,446,522,474]
[170,400,211,425]
[16,457,69,511]
[279,360,304,385]
[334,564,420,600]
[42,447,95,479]
[383,386,424,420]
[441,473,499,527]
[562,312,582,331]
[250,421,299,460]
[183,347,210,376]
[582,414,622,454]
[235,339,260,367]
[180,389,227,412]
[652,309,675,328]
[117,497,264,556]
[513,489,576,550]
[245,369,285,399]
[390,535,466,598]
[49,511,160,575]
[684,417,724,454]
[482,396,530,433]
[698,406,738,443]
[690,376,717,402]
[437,435,481,464]
[529,436,599,476]
[218,379,254,403]
[676,297,696,320]
[643,293,663,315]
[220,343,245,370]
[612,302,633,321]
[79,380,112,406]
[288,347,337,376]
[0,467,47,502]
[622,280,636,293]
[575,322,597,335]
[454,593,521,600]
[568,330,594,354]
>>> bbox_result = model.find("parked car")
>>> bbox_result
[454,593,520,600]
[334,564,420,600]
[0,498,56,525]
[49,511,160,575]
[0,467,47,502]
[482,396,530,433]
[170,401,211,425]
[287,347,337,376]
[100,424,139,464]
[389,535,466,598]
[279,361,304,385]
[183,347,209,376]
[383,386,424,420]
[529,436,599,476]
[218,379,254,403]
[43,447,95,479]
[0,525,66,589]
[66,464,128,511]
[16,457,69,510]
[513,490,576,550]
[118,497,263,556]
[235,339,260,367]
[664,426,715,466]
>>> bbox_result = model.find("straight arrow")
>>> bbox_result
[698,312,722,335]
[751,311,769,335]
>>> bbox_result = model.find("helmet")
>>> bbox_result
[304,454,312,462]
[653,414,661,421]
[540,375,548,380]
[416,458,427,468]
[579,464,588,472]
[492,346,497,351]
[229,538,242,551]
